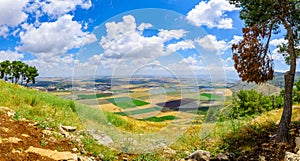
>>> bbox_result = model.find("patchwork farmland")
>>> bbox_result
[70,77,233,123]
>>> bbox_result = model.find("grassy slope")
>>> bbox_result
[1,80,300,160]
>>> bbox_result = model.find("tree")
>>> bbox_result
[11,60,25,84]
[230,0,300,142]
[1,60,11,81]
[231,90,272,118]
[0,60,39,86]
[25,66,39,86]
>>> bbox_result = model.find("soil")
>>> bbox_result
[0,108,80,161]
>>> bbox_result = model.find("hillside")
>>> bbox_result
[1,80,300,160]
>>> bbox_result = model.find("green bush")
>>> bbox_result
[230,90,273,118]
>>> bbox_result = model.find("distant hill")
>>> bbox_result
[269,72,300,88]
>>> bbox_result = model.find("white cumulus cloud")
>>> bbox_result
[186,0,237,29]
[99,15,191,61]
[195,35,227,54]
[26,0,92,18]
[0,0,29,27]
[17,14,97,59]
[0,50,24,62]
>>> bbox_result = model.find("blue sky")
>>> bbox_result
[0,0,292,78]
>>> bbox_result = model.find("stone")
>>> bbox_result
[25,146,77,161]
[285,152,300,161]
[59,125,69,137]
[21,134,29,137]
[88,130,114,146]
[7,111,15,117]
[61,125,77,132]
[258,155,266,161]
[8,137,22,143]
[163,146,176,155]
[72,148,78,152]
[217,153,229,161]
[294,137,300,153]
[185,150,211,161]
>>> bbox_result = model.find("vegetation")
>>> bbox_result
[115,106,162,116]
[200,93,224,101]
[2,80,300,160]
[140,115,177,122]
[231,0,300,142]
[107,97,149,109]
[0,60,39,86]
[77,93,112,99]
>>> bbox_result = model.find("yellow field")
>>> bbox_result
[99,103,122,112]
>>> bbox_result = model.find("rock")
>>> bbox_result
[185,150,211,161]
[61,125,76,132]
[88,130,114,146]
[285,152,300,161]
[21,134,29,137]
[25,146,77,161]
[72,148,78,152]
[294,137,300,153]
[163,146,176,155]
[216,153,229,161]
[7,111,15,117]
[59,125,69,137]
[258,155,266,161]
[78,156,94,161]
[8,137,22,143]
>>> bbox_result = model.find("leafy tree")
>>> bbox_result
[25,66,39,86]
[230,0,300,142]
[0,60,38,86]
[11,60,26,84]
[231,90,272,118]
[0,60,11,81]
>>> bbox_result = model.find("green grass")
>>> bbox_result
[200,93,224,101]
[106,97,149,109]
[78,93,112,99]
[0,81,83,130]
[115,106,163,116]
[140,115,177,122]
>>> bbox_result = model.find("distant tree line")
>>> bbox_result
[0,60,39,86]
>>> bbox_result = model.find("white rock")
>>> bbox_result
[185,150,211,161]
[25,146,77,161]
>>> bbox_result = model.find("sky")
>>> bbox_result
[0,0,293,79]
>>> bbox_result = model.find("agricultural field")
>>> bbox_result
[64,77,234,123]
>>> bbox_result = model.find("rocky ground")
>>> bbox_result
[0,107,99,161]
[1,105,300,161]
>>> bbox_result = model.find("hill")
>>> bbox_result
[1,80,300,160]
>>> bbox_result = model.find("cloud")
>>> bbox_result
[17,14,97,59]
[186,0,237,29]
[0,50,24,62]
[269,38,288,60]
[270,38,287,47]
[26,0,92,18]
[99,15,191,61]
[0,26,9,38]
[137,23,153,31]
[0,0,29,27]
[228,35,243,45]
[167,40,195,53]
[195,35,227,54]
[25,54,76,77]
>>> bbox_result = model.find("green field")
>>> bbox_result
[115,106,163,116]
[199,93,224,101]
[107,97,149,109]
[77,93,112,99]
[140,115,177,122]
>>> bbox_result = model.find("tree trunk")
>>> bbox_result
[276,72,293,142]
[276,20,296,143]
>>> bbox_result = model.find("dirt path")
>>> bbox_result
[0,107,90,161]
